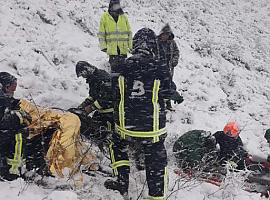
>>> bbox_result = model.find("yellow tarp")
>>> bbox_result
[19,99,97,182]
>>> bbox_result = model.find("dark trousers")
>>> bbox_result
[25,129,54,174]
[0,130,26,180]
[109,133,168,198]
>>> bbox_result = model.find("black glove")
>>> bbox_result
[170,91,184,104]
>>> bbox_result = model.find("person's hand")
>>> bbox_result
[15,110,32,126]
[227,160,238,169]
[170,91,184,104]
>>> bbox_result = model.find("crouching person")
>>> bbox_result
[19,99,98,187]
[71,61,114,149]
[0,72,31,181]
[213,121,248,170]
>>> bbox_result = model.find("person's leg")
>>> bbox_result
[1,131,24,181]
[105,133,130,196]
[144,139,168,199]
[26,129,54,176]
[0,132,13,180]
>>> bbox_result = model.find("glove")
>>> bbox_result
[15,110,32,126]
[170,91,184,104]
[101,48,107,53]
[227,160,238,169]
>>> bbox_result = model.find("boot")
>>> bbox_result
[0,157,19,181]
[104,173,129,199]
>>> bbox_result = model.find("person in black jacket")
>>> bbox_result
[104,28,181,200]
[0,72,31,181]
[74,61,114,147]
[213,122,248,170]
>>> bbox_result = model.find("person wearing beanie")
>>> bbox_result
[0,72,31,181]
[98,0,132,73]
[157,23,180,111]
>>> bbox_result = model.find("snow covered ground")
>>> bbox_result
[0,0,270,199]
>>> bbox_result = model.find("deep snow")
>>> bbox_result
[0,0,270,199]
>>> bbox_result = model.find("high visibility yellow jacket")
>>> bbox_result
[98,12,132,56]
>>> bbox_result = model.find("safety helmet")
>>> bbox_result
[223,121,240,138]
[75,61,96,78]
[132,28,158,57]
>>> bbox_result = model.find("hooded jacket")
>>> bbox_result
[113,28,173,142]
[158,24,180,71]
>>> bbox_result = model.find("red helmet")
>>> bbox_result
[223,122,240,138]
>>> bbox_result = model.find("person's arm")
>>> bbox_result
[0,108,30,130]
[170,40,180,68]
[125,14,133,52]
[236,137,248,158]
[98,13,107,52]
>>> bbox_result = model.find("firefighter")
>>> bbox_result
[98,0,132,73]
[74,61,114,147]
[104,28,182,200]
[0,72,31,181]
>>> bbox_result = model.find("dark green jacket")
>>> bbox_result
[173,130,217,168]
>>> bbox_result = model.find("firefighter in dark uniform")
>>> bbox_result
[0,72,31,181]
[104,28,182,200]
[74,61,114,146]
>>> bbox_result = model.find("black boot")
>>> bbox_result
[0,157,19,181]
[104,173,129,199]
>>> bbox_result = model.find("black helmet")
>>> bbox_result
[0,72,17,88]
[75,61,96,78]
[132,28,158,57]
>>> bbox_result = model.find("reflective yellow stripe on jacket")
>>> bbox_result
[98,12,132,55]
[117,76,165,142]
[93,100,114,113]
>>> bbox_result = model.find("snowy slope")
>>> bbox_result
[0,0,270,199]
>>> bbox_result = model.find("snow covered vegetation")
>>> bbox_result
[0,0,270,199]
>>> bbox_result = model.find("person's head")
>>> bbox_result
[75,61,96,78]
[132,28,158,57]
[264,129,270,144]
[0,72,17,97]
[158,24,174,42]
[223,121,240,138]
[108,0,122,13]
